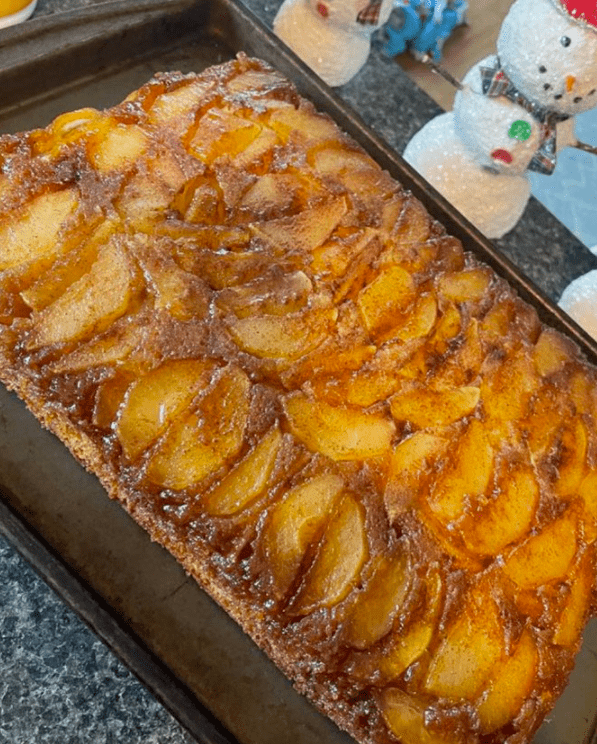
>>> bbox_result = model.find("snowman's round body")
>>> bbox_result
[404,0,597,238]
[274,0,394,86]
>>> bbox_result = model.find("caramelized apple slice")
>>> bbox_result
[216,270,312,318]
[116,359,214,461]
[263,472,345,597]
[189,108,261,163]
[427,419,494,523]
[344,552,412,649]
[295,493,368,614]
[0,188,78,272]
[357,265,415,337]
[204,426,283,516]
[93,371,136,430]
[385,432,449,521]
[553,417,588,499]
[553,549,595,646]
[389,384,480,429]
[26,239,132,349]
[579,470,597,543]
[267,104,340,143]
[380,689,458,744]
[91,124,148,172]
[438,266,492,303]
[532,328,575,377]
[424,584,505,700]
[476,630,538,734]
[146,365,250,490]
[251,197,347,255]
[502,510,578,589]
[226,306,336,361]
[459,460,539,556]
[284,392,395,461]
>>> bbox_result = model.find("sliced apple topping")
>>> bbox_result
[26,239,132,350]
[344,552,412,649]
[389,384,480,430]
[532,328,576,377]
[502,510,578,589]
[267,104,340,144]
[427,419,494,523]
[189,108,262,163]
[294,493,368,614]
[216,270,312,318]
[283,392,395,461]
[424,584,505,700]
[145,365,250,490]
[226,305,336,361]
[91,124,148,173]
[458,459,539,556]
[116,358,215,461]
[385,432,449,522]
[204,426,283,516]
[263,472,345,597]
[251,197,347,255]
[579,470,597,543]
[476,629,538,734]
[357,265,416,338]
[552,417,589,499]
[438,266,492,303]
[553,549,595,646]
[0,188,78,272]
[380,688,458,744]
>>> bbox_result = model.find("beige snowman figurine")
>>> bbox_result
[274,0,394,86]
[404,0,597,239]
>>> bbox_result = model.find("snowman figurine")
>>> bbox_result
[274,0,394,86]
[403,0,597,239]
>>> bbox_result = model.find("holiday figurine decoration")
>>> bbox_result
[273,0,394,86]
[403,0,597,239]
[559,244,597,341]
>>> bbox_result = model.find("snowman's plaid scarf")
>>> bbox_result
[357,0,382,25]
[480,58,570,175]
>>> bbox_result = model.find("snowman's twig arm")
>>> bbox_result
[574,140,597,156]
[420,54,464,90]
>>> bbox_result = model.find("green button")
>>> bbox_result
[509,120,532,141]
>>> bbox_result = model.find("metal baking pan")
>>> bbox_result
[0,1,596,743]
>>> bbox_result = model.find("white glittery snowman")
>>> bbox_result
[403,0,597,239]
[273,0,394,86]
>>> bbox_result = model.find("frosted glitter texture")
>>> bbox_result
[403,0,597,239]
[559,270,597,340]
[273,0,393,86]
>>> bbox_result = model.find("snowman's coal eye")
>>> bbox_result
[543,83,551,90]
[560,36,571,47]
[539,65,547,73]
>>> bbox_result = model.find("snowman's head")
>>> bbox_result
[307,0,392,34]
[497,0,597,115]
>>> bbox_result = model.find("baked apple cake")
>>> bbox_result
[0,54,596,744]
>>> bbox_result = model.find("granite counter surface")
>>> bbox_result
[0,1,596,742]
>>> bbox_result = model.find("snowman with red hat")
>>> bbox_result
[404,0,597,239]
[273,0,394,86]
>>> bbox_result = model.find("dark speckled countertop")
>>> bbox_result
[0,1,596,743]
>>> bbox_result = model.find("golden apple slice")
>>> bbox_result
[91,124,148,172]
[553,417,588,499]
[267,104,340,144]
[389,384,480,429]
[391,293,438,342]
[93,372,136,430]
[116,359,214,461]
[216,270,312,319]
[226,306,336,361]
[189,108,261,163]
[532,328,575,377]
[380,689,458,744]
[295,494,368,614]
[263,472,345,597]
[424,585,505,700]
[476,630,538,734]
[553,549,595,646]
[251,197,347,255]
[481,352,540,425]
[459,461,539,556]
[438,266,492,303]
[357,265,415,337]
[0,188,78,272]
[148,78,215,131]
[20,218,117,312]
[204,426,283,516]
[283,392,395,461]
[146,365,250,490]
[344,553,412,649]
[579,470,597,543]
[427,419,494,523]
[385,432,449,522]
[26,239,132,349]
[502,511,578,589]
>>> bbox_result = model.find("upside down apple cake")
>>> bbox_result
[0,54,596,744]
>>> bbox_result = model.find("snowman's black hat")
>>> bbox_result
[552,0,597,31]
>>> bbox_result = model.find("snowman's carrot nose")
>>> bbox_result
[566,75,576,92]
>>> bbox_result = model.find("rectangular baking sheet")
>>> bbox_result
[0,1,596,743]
